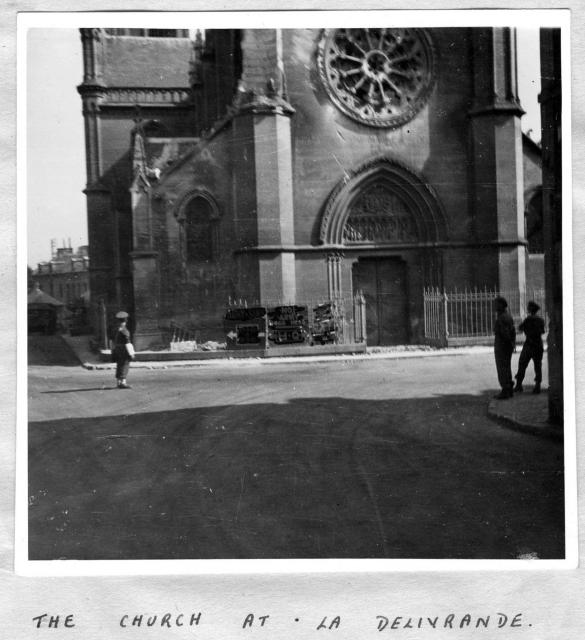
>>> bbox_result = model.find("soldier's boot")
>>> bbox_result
[514,375,523,393]
[532,383,541,395]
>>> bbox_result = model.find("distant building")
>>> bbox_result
[32,243,90,305]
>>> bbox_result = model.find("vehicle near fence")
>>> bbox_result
[310,302,340,345]
[267,305,310,346]
[223,296,364,351]
[224,306,268,349]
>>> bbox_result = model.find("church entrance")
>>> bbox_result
[352,258,408,346]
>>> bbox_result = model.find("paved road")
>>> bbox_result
[27,350,563,561]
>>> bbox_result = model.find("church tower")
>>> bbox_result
[78,28,194,334]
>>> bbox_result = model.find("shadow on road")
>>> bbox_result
[28,393,565,562]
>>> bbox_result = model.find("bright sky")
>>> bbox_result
[25,27,542,268]
[517,28,542,141]
[27,29,86,268]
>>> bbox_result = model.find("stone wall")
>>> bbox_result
[82,27,535,347]
[103,34,192,87]
[284,29,474,253]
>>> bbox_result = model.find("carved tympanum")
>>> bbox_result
[343,185,417,243]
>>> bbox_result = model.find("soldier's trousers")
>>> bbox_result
[115,358,130,381]
[495,346,514,392]
[515,343,543,385]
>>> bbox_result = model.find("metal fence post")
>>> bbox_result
[353,292,366,344]
[442,290,449,343]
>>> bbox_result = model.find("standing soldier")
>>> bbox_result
[111,311,135,389]
[514,301,546,394]
[493,296,516,399]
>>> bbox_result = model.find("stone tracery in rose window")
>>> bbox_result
[318,28,435,128]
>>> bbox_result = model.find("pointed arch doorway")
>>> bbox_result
[320,157,448,346]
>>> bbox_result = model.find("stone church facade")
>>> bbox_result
[78,27,540,349]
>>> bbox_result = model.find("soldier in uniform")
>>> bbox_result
[111,311,135,389]
[493,296,516,399]
[514,301,546,394]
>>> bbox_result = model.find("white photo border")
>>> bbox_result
[16,8,576,576]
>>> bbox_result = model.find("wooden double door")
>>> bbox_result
[352,257,409,346]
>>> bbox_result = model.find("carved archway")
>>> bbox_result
[319,158,448,246]
[174,188,220,223]
[173,188,221,264]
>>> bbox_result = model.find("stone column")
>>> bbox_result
[539,28,563,424]
[128,147,162,350]
[254,111,296,302]
[78,29,112,322]
[78,29,106,186]
[468,28,526,302]
[82,184,115,330]
[235,29,297,304]
[327,253,343,299]
[80,28,104,85]
[190,30,205,133]
[129,249,162,350]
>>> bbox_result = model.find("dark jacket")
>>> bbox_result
[519,315,545,348]
[112,327,132,362]
[494,310,516,352]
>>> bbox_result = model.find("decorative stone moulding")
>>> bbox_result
[317,28,436,128]
[172,188,220,223]
[102,87,192,106]
[319,157,448,246]
[231,82,295,117]
[343,185,418,243]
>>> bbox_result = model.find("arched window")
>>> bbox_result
[185,197,215,263]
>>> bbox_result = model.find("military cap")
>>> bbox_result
[527,301,540,313]
[115,311,129,320]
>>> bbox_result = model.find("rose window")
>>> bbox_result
[317,28,435,128]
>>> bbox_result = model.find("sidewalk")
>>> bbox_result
[488,390,562,440]
[61,333,493,370]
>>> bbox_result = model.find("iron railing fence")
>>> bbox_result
[423,287,547,344]
[164,320,200,351]
[168,320,199,344]
[92,295,365,352]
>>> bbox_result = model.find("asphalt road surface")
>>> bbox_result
[27,348,564,561]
